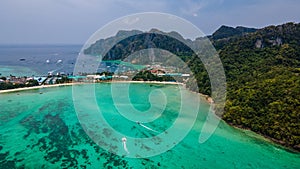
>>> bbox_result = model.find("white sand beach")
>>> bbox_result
[0,83,77,94]
[0,81,182,94]
[0,81,213,103]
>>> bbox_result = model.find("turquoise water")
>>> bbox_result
[0,83,299,168]
[0,65,38,77]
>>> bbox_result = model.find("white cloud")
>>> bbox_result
[180,0,206,16]
[178,0,225,17]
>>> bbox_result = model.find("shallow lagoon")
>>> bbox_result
[0,83,299,168]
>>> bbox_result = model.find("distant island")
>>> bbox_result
[1,22,299,152]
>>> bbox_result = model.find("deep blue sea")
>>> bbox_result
[0,44,81,76]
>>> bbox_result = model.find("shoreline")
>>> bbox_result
[0,81,185,94]
[227,122,300,153]
[0,83,78,94]
[0,80,213,103]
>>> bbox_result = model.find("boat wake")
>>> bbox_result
[137,121,160,133]
[122,137,129,154]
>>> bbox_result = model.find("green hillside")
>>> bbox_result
[83,22,300,151]
[218,23,300,150]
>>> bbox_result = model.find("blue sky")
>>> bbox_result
[0,0,299,44]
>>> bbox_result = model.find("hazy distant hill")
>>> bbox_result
[83,29,190,59]
[209,25,257,40]
[84,22,300,151]
[208,25,257,50]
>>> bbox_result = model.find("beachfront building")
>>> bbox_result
[85,74,113,82]
[34,77,47,85]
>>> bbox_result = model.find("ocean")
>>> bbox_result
[0,45,299,168]
[0,44,81,76]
